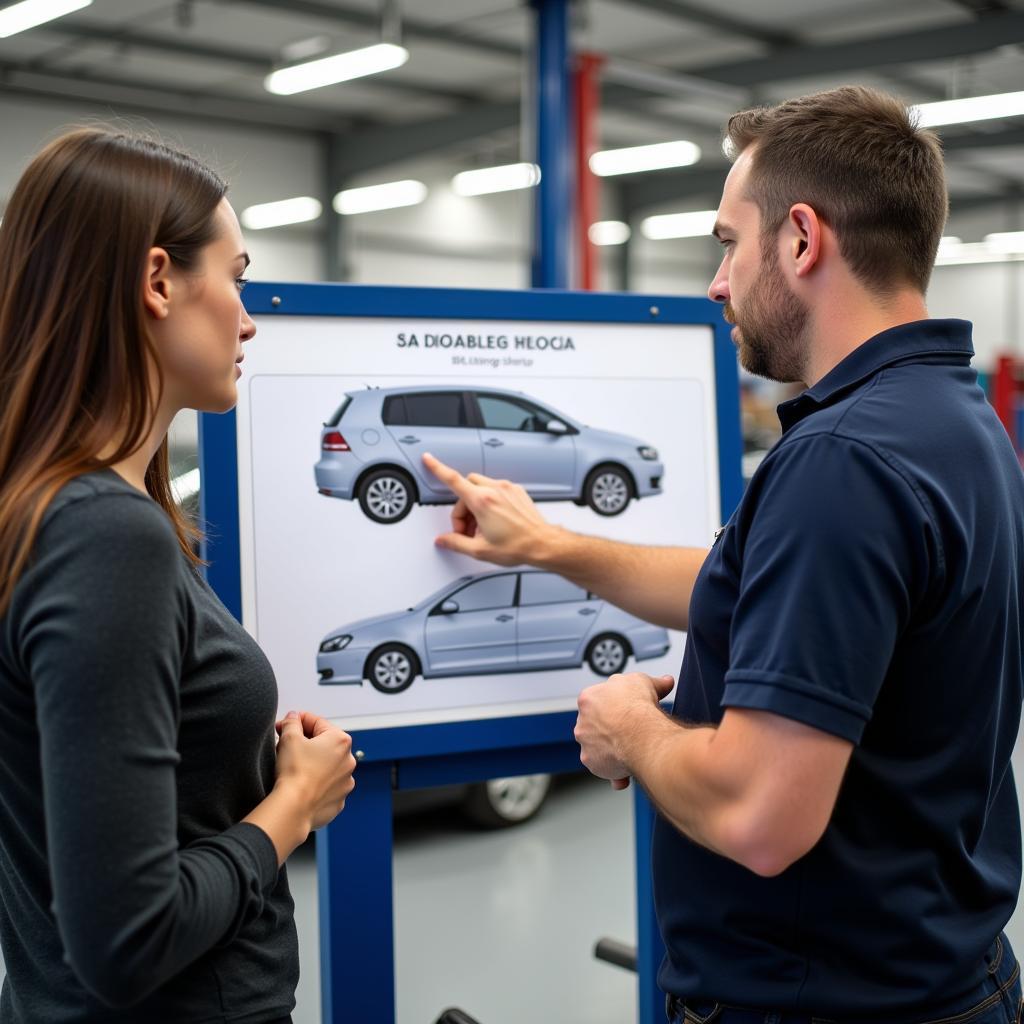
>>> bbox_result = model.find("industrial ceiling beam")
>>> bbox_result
[619,0,796,47]
[0,61,348,134]
[28,22,478,105]
[332,97,521,176]
[228,0,522,59]
[688,11,1024,85]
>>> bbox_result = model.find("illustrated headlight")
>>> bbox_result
[637,446,659,461]
[319,634,352,653]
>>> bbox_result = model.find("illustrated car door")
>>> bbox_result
[473,393,576,497]
[516,572,598,667]
[383,391,483,499]
[424,574,519,675]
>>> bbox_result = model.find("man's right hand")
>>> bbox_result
[422,452,560,567]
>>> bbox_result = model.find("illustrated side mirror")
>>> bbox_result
[440,600,460,614]
[546,420,569,435]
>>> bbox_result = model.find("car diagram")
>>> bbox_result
[317,569,671,694]
[314,385,665,523]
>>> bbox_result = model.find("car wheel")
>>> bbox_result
[584,464,632,516]
[462,774,552,828]
[366,644,419,694]
[585,633,629,676]
[358,468,414,524]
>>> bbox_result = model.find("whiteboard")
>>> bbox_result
[234,313,721,730]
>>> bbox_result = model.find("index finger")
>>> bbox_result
[422,452,474,500]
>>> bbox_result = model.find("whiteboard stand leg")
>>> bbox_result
[634,788,665,1023]
[318,760,395,1023]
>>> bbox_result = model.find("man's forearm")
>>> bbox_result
[533,528,707,631]
[619,706,739,858]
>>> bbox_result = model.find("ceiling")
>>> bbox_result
[1,0,1023,218]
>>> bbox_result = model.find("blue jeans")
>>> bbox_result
[666,934,1022,1024]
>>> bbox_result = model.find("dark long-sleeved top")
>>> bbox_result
[0,470,298,1022]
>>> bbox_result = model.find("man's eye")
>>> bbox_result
[235,277,250,293]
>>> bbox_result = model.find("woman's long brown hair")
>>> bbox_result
[0,127,228,616]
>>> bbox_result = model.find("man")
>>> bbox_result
[423,86,1024,1023]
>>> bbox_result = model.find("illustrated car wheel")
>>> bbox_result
[358,468,414,524]
[586,633,629,676]
[584,464,632,516]
[366,644,419,694]
[462,774,552,828]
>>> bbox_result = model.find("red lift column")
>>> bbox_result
[574,52,603,290]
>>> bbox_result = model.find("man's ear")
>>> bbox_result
[787,204,822,279]
[142,247,173,320]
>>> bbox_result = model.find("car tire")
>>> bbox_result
[585,633,629,676]
[357,468,415,524]
[365,644,419,694]
[462,774,552,828]
[583,464,633,516]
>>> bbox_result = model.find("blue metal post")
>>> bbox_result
[635,788,666,1023]
[318,761,395,1023]
[530,0,572,289]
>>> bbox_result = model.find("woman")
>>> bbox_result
[0,127,356,1022]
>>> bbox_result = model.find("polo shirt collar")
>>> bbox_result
[777,318,974,432]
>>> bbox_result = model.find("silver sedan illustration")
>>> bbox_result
[317,569,671,694]
[314,386,665,523]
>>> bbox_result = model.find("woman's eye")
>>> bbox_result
[235,277,250,293]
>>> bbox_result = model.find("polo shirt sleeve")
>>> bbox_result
[721,433,938,744]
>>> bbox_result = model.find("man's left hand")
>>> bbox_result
[575,672,675,789]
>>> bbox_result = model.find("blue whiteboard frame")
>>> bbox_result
[198,281,743,1023]
[199,282,742,760]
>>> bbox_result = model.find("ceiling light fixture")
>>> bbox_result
[241,196,323,230]
[984,231,1024,253]
[333,180,427,215]
[451,163,541,197]
[588,221,631,246]
[265,41,408,96]
[640,209,717,240]
[0,0,92,38]
[590,140,701,177]
[913,90,1024,128]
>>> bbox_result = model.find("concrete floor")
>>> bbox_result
[295,773,639,1024]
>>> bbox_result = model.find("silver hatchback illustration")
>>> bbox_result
[314,386,664,523]
[317,569,671,694]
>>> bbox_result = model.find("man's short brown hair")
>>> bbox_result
[725,86,948,294]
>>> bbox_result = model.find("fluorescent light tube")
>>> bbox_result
[171,468,201,504]
[333,180,427,215]
[265,42,408,96]
[913,90,1024,128]
[588,221,631,246]
[935,242,1024,265]
[451,163,541,196]
[590,140,701,177]
[241,196,322,230]
[0,0,92,38]
[641,209,717,240]
[984,231,1024,253]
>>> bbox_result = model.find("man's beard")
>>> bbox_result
[725,246,809,384]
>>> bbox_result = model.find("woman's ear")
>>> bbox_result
[787,203,822,279]
[142,247,173,320]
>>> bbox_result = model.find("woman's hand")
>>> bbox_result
[274,710,357,831]
[244,710,357,864]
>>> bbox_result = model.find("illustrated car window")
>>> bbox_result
[449,574,517,612]
[404,392,467,428]
[382,395,407,425]
[326,395,352,427]
[520,573,588,606]
[477,394,549,432]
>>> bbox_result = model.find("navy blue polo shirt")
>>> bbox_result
[653,319,1024,1018]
